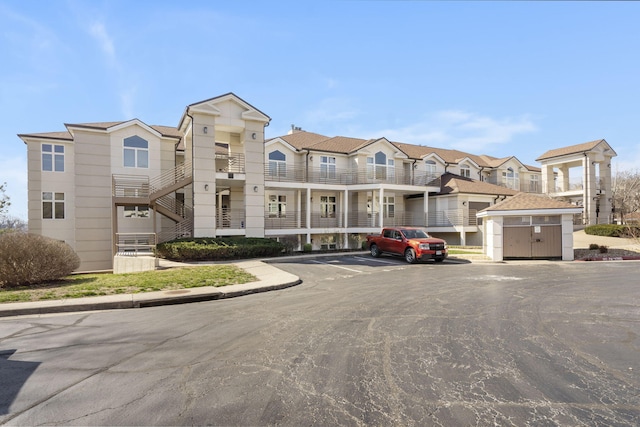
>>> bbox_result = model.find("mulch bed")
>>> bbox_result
[574,248,640,261]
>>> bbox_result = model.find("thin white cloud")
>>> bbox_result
[89,22,116,65]
[367,110,537,153]
[85,18,136,118]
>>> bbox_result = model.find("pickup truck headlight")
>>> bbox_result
[419,243,430,250]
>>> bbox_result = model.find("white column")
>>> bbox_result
[378,188,384,227]
[424,190,429,226]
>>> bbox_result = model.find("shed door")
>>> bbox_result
[503,216,562,259]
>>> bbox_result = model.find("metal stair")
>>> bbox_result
[112,160,194,242]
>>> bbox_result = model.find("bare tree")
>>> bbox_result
[0,182,9,217]
[612,169,640,224]
[0,216,27,233]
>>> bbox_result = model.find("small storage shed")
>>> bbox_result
[477,193,582,261]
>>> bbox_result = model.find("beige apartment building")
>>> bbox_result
[18,93,612,272]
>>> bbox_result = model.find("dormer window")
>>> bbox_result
[460,164,471,178]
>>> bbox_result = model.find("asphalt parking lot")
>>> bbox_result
[1,257,639,426]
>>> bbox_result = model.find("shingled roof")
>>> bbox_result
[481,192,580,212]
[536,139,608,161]
[437,173,519,196]
[19,121,183,143]
[271,131,331,150]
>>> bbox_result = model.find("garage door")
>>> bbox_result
[503,215,562,259]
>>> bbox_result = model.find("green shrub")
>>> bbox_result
[361,241,368,250]
[584,224,625,237]
[303,243,312,252]
[0,233,81,288]
[598,245,609,254]
[589,243,599,250]
[155,237,285,261]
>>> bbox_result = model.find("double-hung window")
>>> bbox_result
[124,136,149,168]
[268,195,287,218]
[320,196,336,218]
[383,196,395,218]
[320,156,336,179]
[460,164,471,178]
[42,192,65,219]
[42,144,64,172]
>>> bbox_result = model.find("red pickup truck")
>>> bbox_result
[366,227,448,264]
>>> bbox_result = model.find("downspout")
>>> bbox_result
[411,159,417,185]
[186,110,195,236]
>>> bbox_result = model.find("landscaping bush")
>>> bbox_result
[589,243,600,250]
[598,245,609,254]
[155,237,285,261]
[584,224,625,237]
[303,243,312,252]
[0,232,80,288]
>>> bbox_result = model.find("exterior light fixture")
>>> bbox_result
[251,132,257,140]
[253,186,259,193]
[203,126,208,134]
[204,184,209,191]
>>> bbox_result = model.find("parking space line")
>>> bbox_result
[353,256,399,265]
[310,260,363,272]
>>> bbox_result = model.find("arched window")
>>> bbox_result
[268,150,286,177]
[425,160,437,176]
[124,135,148,168]
[367,151,394,181]
[502,167,520,189]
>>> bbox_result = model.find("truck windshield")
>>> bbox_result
[401,229,428,239]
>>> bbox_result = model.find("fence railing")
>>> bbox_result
[216,208,246,229]
[115,232,156,255]
[149,160,192,194]
[264,164,440,187]
[215,153,245,174]
[112,175,150,198]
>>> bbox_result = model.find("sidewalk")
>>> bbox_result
[0,260,301,318]
[2,234,638,317]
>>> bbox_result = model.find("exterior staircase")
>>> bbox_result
[112,160,194,243]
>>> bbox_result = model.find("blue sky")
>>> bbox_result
[2,1,640,220]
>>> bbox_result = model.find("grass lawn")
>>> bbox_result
[0,265,256,304]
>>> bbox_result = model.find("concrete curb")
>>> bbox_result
[0,261,301,318]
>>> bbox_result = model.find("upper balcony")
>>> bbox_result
[485,177,542,194]
[264,164,440,187]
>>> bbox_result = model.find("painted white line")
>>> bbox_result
[310,260,363,272]
[353,256,398,265]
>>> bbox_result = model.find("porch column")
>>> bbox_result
[378,188,384,228]
[306,189,312,232]
[584,154,597,225]
[297,190,301,228]
[343,189,349,229]
[600,160,612,223]
[424,190,429,226]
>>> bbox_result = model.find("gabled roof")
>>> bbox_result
[19,121,183,144]
[436,173,519,196]
[480,192,580,212]
[178,92,270,130]
[535,139,616,161]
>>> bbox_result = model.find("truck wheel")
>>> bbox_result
[370,244,381,258]
[404,248,416,264]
